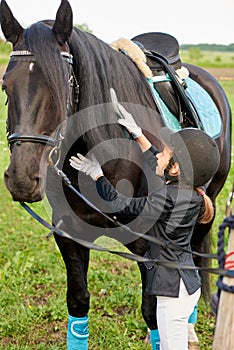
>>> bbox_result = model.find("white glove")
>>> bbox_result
[69,153,103,181]
[110,88,142,139]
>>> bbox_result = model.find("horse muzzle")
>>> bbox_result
[4,166,45,202]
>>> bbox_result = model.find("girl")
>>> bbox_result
[69,97,220,350]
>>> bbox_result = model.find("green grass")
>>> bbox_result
[180,50,234,68]
[0,71,233,349]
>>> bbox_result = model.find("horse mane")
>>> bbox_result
[66,28,160,153]
[69,28,155,108]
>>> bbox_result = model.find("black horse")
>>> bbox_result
[0,0,232,348]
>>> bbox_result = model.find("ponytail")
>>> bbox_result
[195,187,214,224]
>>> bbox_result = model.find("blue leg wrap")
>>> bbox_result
[150,329,160,350]
[188,304,198,324]
[67,315,89,350]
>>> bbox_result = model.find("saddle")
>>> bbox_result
[111,32,222,138]
[132,32,201,128]
[132,32,182,70]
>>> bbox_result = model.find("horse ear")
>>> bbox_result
[52,0,73,45]
[0,0,24,45]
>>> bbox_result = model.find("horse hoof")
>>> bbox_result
[188,341,200,350]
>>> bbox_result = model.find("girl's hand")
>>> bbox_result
[110,88,142,139]
[69,153,103,181]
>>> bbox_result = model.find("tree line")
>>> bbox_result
[180,43,234,52]
[1,38,234,55]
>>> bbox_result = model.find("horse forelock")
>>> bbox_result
[24,22,68,118]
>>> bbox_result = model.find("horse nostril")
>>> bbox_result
[4,170,9,184]
[35,175,44,189]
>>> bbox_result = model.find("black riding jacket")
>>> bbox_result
[96,148,202,297]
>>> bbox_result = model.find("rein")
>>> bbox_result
[20,192,234,278]
[20,162,234,278]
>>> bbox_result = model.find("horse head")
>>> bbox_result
[0,0,74,202]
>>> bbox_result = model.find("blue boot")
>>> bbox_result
[188,304,198,324]
[188,305,199,345]
[67,315,89,350]
[150,329,160,350]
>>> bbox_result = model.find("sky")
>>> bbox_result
[1,0,234,45]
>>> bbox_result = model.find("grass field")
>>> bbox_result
[0,64,233,349]
[180,50,234,69]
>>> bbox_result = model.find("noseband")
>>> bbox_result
[8,132,59,147]
[6,50,78,149]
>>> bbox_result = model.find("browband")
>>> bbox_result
[10,50,73,64]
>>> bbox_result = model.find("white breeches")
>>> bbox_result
[156,279,201,350]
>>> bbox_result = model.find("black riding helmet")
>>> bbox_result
[160,127,220,187]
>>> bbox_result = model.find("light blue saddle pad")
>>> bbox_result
[147,76,222,139]
[185,77,222,139]
[147,77,182,131]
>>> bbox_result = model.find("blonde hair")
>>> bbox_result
[195,187,214,224]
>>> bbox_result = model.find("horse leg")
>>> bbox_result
[137,262,160,350]
[54,234,90,350]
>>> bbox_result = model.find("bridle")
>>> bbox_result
[6,49,79,154]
